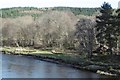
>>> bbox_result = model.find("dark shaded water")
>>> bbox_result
[1,53,105,78]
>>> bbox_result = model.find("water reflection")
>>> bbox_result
[2,53,104,78]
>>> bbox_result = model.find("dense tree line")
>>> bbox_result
[52,7,99,16]
[0,8,42,18]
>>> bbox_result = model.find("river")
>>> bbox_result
[1,53,106,78]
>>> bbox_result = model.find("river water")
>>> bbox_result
[1,53,105,78]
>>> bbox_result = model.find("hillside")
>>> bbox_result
[0,7,100,18]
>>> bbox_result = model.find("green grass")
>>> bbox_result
[1,47,52,54]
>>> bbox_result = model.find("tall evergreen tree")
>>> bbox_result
[96,2,117,55]
[116,9,120,53]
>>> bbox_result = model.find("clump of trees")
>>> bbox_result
[36,11,78,50]
[1,11,78,51]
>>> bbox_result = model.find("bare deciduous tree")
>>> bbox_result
[75,17,96,57]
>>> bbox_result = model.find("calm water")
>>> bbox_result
[1,53,105,78]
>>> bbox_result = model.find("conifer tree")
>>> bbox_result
[96,2,117,55]
[116,9,120,53]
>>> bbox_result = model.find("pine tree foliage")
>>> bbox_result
[116,9,120,53]
[116,9,120,33]
[96,2,119,54]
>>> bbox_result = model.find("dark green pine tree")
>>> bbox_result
[116,9,120,33]
[96,2,117,55]
[116,9,120,53]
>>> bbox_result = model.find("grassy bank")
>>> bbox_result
[1,46,52,54]
[1,47,120,77]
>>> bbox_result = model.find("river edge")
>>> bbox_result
[1,51,120,77]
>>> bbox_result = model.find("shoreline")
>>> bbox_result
[1,50,120,77]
